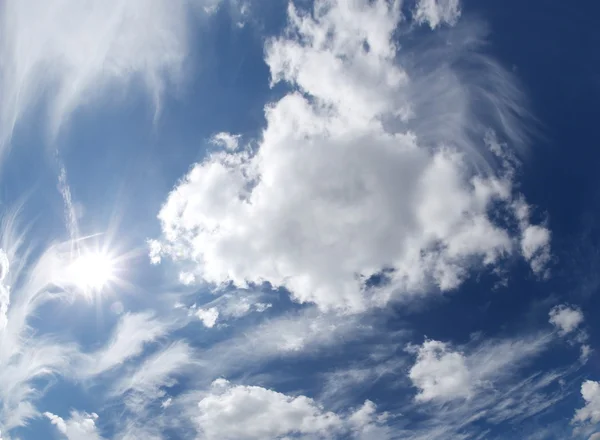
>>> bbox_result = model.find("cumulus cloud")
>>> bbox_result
[414,0,461,29]
[590,433,600,440]
[196,307,219,328]
[402,332,571,439]
[407,334,553,403]
[549,305,584,335]
[520,224,552,276]
[574,381,600,425]
[0,0,216,150]
[193,379,388,440]
[151,0,550,312]
[408,340,471,402]
[44,411,104,440]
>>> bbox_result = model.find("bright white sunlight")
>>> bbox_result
[67,250,116,293]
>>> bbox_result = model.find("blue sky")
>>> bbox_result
[0,0,599,439]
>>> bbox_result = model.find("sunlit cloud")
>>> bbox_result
[151,0,550,313]
[0,0,205,149]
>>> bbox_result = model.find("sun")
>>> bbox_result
[67,250,116,293]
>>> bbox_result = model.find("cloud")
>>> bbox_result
[211,132,242,151]
[201,307,368,378]
[549,305,584,335]
[182,290,272,327]
[590,433,600,440]
[520,224,552,276]
[111,341,194,413]
[401,332,569,439]
[574,381,600,425]
[44,411,104,440]
[196,307,219,328]
[193,379,388,440]
[0,216,81,432]
[56,163,80,244]
[0,249,10,330]
[0,0,213,149]
[79,311,170,377]
[408,340,472,402]
[414,0,461,29]
[151,0,550,313]
[581,345,592,363]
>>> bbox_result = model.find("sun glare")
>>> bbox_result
[68,251,116,293]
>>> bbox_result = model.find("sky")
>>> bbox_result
[0,0,598,439]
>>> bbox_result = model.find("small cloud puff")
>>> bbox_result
[211,132,242,151]
[196,307,219,328]
[408,340,471,402]
[549,304,584,335]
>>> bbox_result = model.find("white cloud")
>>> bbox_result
[193,379,387,440]
[196,307,219,328]
[79,312,170,377]
[0,0,216,149]
[574,381,600,425]
[179,271,196,285]
[408,340,471,402]
[407,334,552,405]
[589,433,600,440]
[0,220,81,432]
[151,0,549,313]
[0,249,10,330]
[521,224,552,276]
[414,0,461,29]
[185,291,272,326]
[198,307,374,380]
[112,341,194,413]
[211,132,241,151]
[45,411,104,440]
[581,345,592,363]
[402,332,569,439]
[161,398,172,409]
[549,305,584,335]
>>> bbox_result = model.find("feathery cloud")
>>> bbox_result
[0,0,213,150]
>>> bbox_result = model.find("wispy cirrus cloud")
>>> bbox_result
[0,0,206,149]
[0,212,80,433]
[77,311,171,378]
